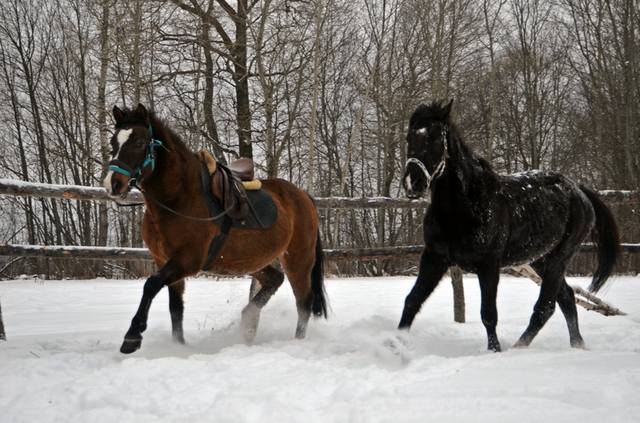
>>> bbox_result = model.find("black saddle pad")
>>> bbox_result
[226,188,278,230]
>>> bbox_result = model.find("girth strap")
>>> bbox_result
[200,162,228,270]
[203,214,232,270]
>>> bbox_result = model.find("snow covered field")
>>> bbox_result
[1,275,639,423]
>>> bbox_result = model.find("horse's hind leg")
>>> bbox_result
[280,259,315,339]
[168,279,185,344]
[514,263,565,348]
[287,269,313,339]
[241,265,284,343]
[556,279,585,348]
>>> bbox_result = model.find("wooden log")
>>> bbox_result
[1,243,638,262]
[510,264,625,316]
[0,243,424,262]
[0,244,153,261]
[572,285,626,316]
[2,179,636,208]
[323,245,423,260]
[314,196,428,209]
[0,178,143,204]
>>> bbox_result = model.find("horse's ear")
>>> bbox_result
[112,105,125,123]
[135,103,148,119]
[443,98,454,117]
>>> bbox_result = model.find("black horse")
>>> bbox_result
[400,100,620,351]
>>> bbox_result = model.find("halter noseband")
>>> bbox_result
[406,125,449,191]
[109,125,166,185]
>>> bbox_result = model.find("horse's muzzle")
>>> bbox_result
[403,169,426,199]
[104,172,130,198]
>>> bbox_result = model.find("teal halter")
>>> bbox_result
[109,125,165,182]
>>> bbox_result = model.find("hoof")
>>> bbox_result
[571,338,587,350]
[241,303,260,344]
[172,332,185,345]
[294,326,307,339]
[488,342,502,353]
[513,339,529,349]
[120,337,142,354]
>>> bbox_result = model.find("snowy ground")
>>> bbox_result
[0,275,639,423]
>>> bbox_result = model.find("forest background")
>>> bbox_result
[0,0,638,278]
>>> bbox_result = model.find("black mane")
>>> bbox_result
[410,100,454,126]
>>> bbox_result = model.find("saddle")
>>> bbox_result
[199,151,252,221]
[198,151,278,270]
[198,151,276,230]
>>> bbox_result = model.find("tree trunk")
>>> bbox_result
[96,0,111,246]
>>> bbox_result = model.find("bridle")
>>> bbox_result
[109,124,234,222]
[405,124,449,191]
[109,124,167,186]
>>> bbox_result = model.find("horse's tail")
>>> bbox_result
[580,186,620,293]
[311,230,328,318]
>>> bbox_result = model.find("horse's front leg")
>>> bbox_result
[399,250,449,329]
[121,260,185,354]
[477,263,501,352]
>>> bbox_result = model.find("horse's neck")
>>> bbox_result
[141,127,200,204]
[432,138,495,206]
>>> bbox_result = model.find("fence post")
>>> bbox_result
[450,266,465,323]
[0,300,6,340]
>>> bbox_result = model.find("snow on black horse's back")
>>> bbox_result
[400,100,620,351]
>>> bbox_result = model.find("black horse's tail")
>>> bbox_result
[311,230,328,318]
[581,186,620,293]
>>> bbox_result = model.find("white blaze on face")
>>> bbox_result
[103,129,133,191]
[405,173,413,191]
[416,127,427,135]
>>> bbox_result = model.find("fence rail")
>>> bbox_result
[1,243,639,262]
[1,178,639,261]
[2,178,638,208]
[0,243,425,262]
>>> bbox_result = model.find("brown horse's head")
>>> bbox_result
[103,103,163,197]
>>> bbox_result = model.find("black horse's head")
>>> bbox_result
[403,99,453,198]
[103,104,162,197]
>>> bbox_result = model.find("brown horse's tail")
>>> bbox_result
[311,230,328,318]
[580,186,620,293]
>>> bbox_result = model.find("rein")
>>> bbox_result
[131,180,233,222]
[406,125,449,190]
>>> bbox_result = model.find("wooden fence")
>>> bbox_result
[0,178,635,327]
[2,178,639,261]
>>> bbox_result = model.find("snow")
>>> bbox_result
[1,275,639,423]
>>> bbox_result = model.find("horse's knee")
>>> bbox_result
[533,300,556,322]
[143,274,164,297]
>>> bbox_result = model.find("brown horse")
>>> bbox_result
[103,104,327,354]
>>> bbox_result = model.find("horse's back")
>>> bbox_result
[260,178,317,216]
[498,170,593,266]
